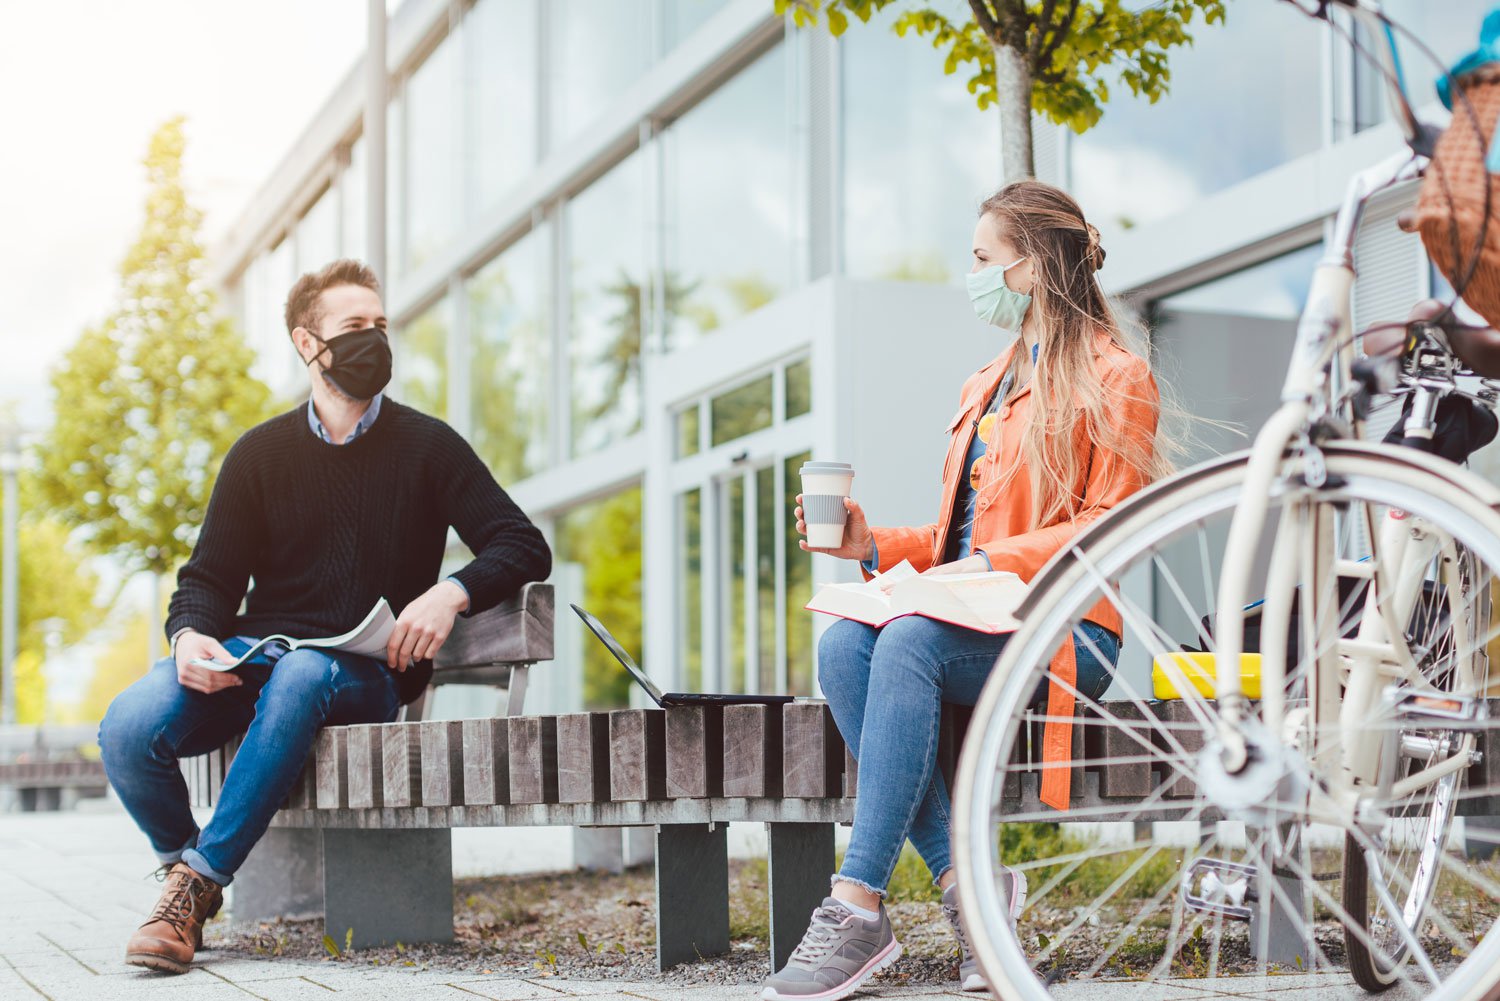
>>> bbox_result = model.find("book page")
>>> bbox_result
[186,598,395,671]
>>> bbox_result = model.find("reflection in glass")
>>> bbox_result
[784,450,813,695]
[342,138,366,261]
[548,0,651,148]
[785,358,811,420]
[1150,243,1323,463]
[662,44,789,348]
[710,374,774,447]
[755,465,776,692]
[296,186,338,274]
[470,0,538,210]
[468,225,550,483]
[568,151,646,456]
[405,30,458,272]
[678,487,702,690]
[662,0,729,50]
[1072,2,1321,236]
[842,4,1000,284]
[558,486,643,709]
[398,297,448,418]
[725,475,746,692]
[676,406,700,458]
[262,239,300,393]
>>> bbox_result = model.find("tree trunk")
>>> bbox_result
[148,572,163,665]
[994,42,1035,183]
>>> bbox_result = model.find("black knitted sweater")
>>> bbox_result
[164,398,552,703]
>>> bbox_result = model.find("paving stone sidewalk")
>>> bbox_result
[0,808,1386,1001]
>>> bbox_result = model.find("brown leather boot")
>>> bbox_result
[125,862,224,974]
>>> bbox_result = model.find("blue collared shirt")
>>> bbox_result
[307,391,384,444]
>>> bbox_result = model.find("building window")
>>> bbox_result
[558,485,643,709]
[567,151,647,457]
[1351,1,1492,134]
[662,0,729,51]
[398,297,448,419]
[404,30,459,273]
[295,185,339,275]
[1071,2,1322,235]
[469,0,539,212]
[546,0,652,151]
[342,137,367,262]
[785,357,811,420]
[710,374,774,447]
[842,7,1001,284]
[661,43,790,349]
[1149,244,1323,463]
[468,225,550,484]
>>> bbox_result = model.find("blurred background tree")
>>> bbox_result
[779,0,1227,181]
[34,116,276,665]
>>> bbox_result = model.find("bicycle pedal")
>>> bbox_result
[1384,685,1482,725]
[1182,857,1257,922]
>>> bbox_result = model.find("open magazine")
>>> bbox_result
[805,560,1026,634]
[187,598,397,671]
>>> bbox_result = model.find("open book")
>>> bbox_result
[188,598,397,671]
[805,560,1026,634]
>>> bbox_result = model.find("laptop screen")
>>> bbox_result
[569,604,666,705]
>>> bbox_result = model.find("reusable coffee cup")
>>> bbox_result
[799,461,855,548]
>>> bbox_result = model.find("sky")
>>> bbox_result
[0,0,395,431]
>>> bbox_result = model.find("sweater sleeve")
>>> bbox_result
[437,429,553,617]
[163,436,264,645]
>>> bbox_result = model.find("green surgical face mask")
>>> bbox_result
[966,257,1031,331]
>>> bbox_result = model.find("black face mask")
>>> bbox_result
[304,327,392,402]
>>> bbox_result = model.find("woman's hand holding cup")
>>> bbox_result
[795,494,875,562]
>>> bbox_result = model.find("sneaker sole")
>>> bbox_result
[761,939,903,1001]
[125,952,190,975]
[1008,869,1029,920]
[961,971,988,992]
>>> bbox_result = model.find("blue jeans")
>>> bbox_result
[98,636,402,885]
[820,615,1119,896]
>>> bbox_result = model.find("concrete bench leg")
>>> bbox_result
[323,828,453,949]
[233,827,324,922]
[768,823,835,972]
[655,822,729,970]
[1465,814,1500,860]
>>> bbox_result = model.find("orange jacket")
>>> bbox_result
[867,331,1160,636]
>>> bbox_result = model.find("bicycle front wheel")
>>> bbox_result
[952,443,1500,1001]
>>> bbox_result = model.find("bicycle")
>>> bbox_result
[951,3,1500,999]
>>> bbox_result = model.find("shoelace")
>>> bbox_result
[941,899,973,958]
[146,870,212,927]
[788,903,855,966]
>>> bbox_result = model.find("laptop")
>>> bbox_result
[570,603,795,707]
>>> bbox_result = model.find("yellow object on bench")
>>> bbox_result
[1152,652,1262,700]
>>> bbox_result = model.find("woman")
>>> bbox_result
[763,180,1164,1001]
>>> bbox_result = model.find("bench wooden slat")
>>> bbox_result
[347,726,385,809]
[419,721,465,807]
[843,745,857,799]
[508,716,559,804]
[557,713,609,803]
[609,709,665,801]
[665,706,723,799]
[783,703,843,799]
[722,704,782,798]
[434,582,554,671]
[315,728,348,810]
[461,718,511,805]
[381,723,423,807]
[1092,703,1156,799]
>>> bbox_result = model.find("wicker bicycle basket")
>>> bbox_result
[1414,64,1500,327]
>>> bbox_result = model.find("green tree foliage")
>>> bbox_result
[778,0,1227,179]
[559,488,643,709]
[35,117,275,581]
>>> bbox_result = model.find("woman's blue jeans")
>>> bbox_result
[97,636,402,886]
[819,615,1119,896]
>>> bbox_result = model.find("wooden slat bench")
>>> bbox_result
[0,724,109,812]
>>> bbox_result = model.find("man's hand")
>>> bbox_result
[173,631,244,694]
[386,580,469,671]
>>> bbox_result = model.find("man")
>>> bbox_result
[97,259,552,974]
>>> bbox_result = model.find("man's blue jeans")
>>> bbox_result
[819,615,1119,896]
[97,636,402,886]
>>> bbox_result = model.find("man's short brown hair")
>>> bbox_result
[284,259,382,340]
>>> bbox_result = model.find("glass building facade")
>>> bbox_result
[214,0,1489,713]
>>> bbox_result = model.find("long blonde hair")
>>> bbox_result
[977,181,1177,529]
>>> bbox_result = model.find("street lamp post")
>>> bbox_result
[0,428,19,726]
